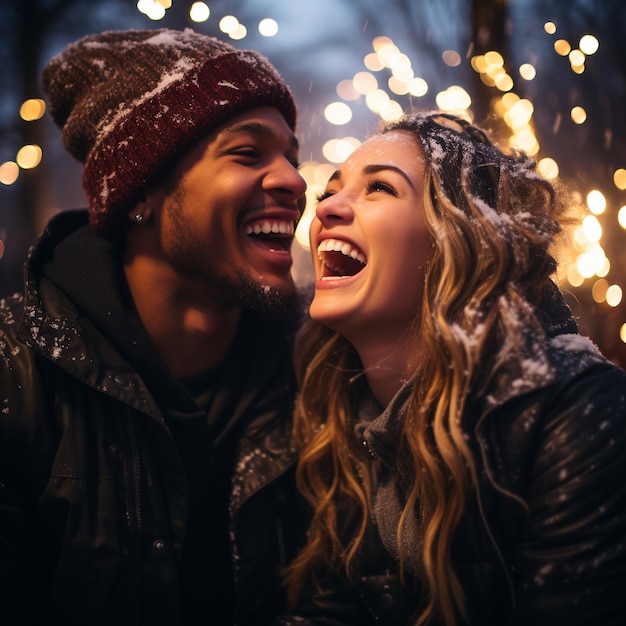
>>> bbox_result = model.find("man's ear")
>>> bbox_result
[127,196,152,224]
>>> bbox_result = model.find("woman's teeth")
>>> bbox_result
[317,238,367,277]
[317,238,366,264]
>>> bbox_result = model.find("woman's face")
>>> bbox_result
[309,130,432,346]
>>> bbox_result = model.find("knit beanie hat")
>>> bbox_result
[42,28,297,233]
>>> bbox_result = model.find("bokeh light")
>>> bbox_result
[258,18,278,37]
[16,145,42,169]
[0,162,19,185]
[324,102,353,125]
[19,99,46,121]
[189,2,209,22]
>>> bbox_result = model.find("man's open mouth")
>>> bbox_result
[317,238,367,278]
[245,218,295,251]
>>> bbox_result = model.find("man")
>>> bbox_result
[0,28,307,625]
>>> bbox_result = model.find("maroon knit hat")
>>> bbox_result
[42,28,297,233]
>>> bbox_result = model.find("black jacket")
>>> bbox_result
[277,286,626,625]
[0,210,303,626]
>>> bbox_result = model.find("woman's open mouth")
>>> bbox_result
[317,238,367,279]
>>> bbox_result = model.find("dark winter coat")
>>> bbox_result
[277,285,626,625]
[0,210,303,626]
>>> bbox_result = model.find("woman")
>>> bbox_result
[279,113,626,625]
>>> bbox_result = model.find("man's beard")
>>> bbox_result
[228,268,302,320]
[163,184,302,318]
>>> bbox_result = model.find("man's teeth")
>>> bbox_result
[317,238,366,264]
[245,220,294,235]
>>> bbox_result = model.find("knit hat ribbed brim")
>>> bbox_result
[42,28,297,233]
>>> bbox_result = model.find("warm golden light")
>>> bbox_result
[587,190,606,215]
[295,161,337,249]
[571,106,587,124]
[229,24,247,40]
[364,52,384,71]
[219,15,239,34]
[519,64,536,80]
[509,127,539,155]
[592,278,609,303]
[606,285,623,307]
[484,50,504,69]
[388,76,409,95]
[336,79,360,101]
[189,2,209,22]
[353,71,378,94]
[501,92,520,109]
[537,157,559,179]
[0,161,19,185]
[576,245,606,279]
[618,206,626,230]
[379,100,403,122]
[544,22,557,35]
[376,43,401,68]
[435,85,471,111]
[568,49,585,67]
[567,262,585,287]
[16,145,42,169]
[554,39,572,56]
[407,77,428,97]
[582,214,602,242]
[503,98,534,128]
[391,63,414,83]
[20,99,46,121]
[137,0,166,20]
[321,137,360,164]
[620,323,626,344]
[372,36,393,52]
[471,55,488,73]
[494,73,514,92]
[579,34,599,55]
[613,168,626,190]
[365,89,390,114]
[324,102,353,125]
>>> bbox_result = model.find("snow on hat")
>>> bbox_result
[42,28,297,233]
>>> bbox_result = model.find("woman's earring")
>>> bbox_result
[134,213,144,223]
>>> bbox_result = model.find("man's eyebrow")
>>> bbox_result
[221,121,299,150]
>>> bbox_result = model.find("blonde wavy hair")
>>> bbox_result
[285,113,568,625]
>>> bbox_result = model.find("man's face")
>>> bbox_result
[146,106,306,314]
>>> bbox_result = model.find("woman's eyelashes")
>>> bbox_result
[316,179,398,205]
[316,190,334,203]
[365,179,398,196]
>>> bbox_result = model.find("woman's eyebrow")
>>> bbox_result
[362,163,416,190]
[327,170,341,183]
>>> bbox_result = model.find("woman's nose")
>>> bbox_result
[315,191,354,225]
